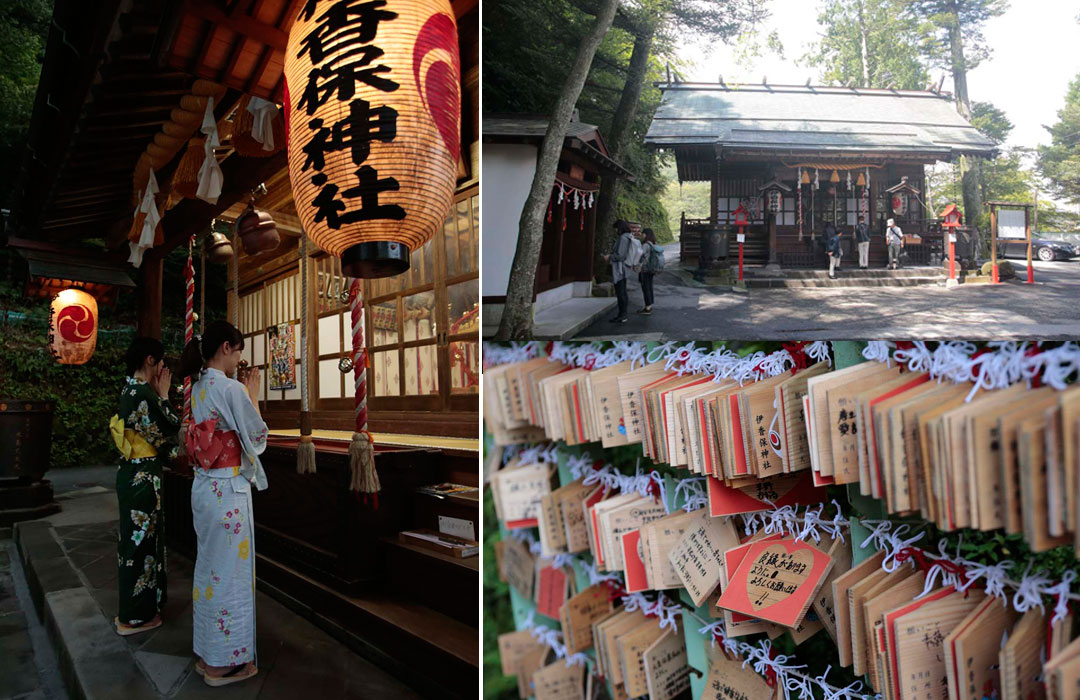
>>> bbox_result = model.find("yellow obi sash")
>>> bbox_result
[109,414,157,460]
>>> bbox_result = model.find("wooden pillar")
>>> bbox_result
[136,256,163,340]
[710,170,718,226]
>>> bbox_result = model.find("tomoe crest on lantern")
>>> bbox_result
[285,0,461,279]
[49,289,98,365]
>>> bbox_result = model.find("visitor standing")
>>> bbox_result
[111,337,180,637]
[603,220,635,323]
[855,215,871,269]
[823,222,842,279]
[637,228,664,315]
[886,218,904,269]
[180,321,267,686]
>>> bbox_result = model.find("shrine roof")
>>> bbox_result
[646,83,997,159]
[483,114,634,179]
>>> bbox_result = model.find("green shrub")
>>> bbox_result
[0,319,181,469]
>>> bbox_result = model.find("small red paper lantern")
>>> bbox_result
[49,289,98,365]
[284,0,461,278]
[940,204,963,228]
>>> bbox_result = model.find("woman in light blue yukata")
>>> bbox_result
[179,320,267,687]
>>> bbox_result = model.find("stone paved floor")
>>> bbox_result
[2,486,424,700]
[575,258,1080,340]
[0,541,68,700]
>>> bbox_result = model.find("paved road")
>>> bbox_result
[576,258,1080,341]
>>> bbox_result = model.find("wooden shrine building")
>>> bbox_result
[8,1,479,696]
[482,114,632,328]
[645,82,997,268]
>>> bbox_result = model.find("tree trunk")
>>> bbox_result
[857,0,870,88]
[593,26,655,282]
[948,2,983,230]
[494,0,620,340]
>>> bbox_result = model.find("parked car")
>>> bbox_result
[997,237,1078,262]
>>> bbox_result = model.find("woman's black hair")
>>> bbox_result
[125,337,165,377]
[616,220,632,234]
[642,228,656,244]
[179,320,244,378]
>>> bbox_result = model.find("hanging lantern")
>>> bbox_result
[285,0,462,278]
[829,169,840,184]
[855,171,866,187]
[49,289,98,365]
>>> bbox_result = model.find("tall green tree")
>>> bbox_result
[0,0,52,211]
[495,0,621,340]
[1038,74,1080,208]
[803,0,931,90]
[591,0,765,280]
[906,0,1009,231]
[928,99,1042,249]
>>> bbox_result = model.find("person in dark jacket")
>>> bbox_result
[823,222,842,279]
[603,220,634,323]
[855,215,871,269]
[637,228,662,315]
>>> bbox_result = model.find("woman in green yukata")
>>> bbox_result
[109,337,180,635]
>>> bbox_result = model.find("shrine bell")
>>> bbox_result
[49,288,98,365]
[284,0,462,278]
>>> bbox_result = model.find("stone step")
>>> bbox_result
[746,267,945,280]
[14,521,158,700]
[746,276,946,289]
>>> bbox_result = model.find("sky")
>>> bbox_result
[675,0,1080,150]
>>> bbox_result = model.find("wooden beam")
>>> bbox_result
[136,255,164,340]
[184,0,289,51]
[146,150,289,262]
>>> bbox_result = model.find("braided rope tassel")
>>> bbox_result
[183,235,195,421]
[297,234,316,474]
[348,277,378,503]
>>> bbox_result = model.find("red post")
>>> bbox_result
[948,236,956,281]
[738,225,745,281]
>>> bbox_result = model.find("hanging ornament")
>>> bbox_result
[49,289,98,365]
[813,168,820,190]
[196,97,223,204]
[232,95,285,157]
[855,171,866,187]
[173,138,206,200]
[285,0,462,279]
[846,170,852,191]
[800,167,810,185]
[830,169,840,184]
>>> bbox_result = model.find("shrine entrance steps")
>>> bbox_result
[743,266,947,289]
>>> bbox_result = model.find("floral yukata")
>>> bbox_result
[111,376,180,626]
[188,368,268,668]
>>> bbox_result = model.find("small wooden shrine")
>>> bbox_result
[646,82,997,268]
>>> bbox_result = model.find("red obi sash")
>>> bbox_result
[185,417,242,470]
